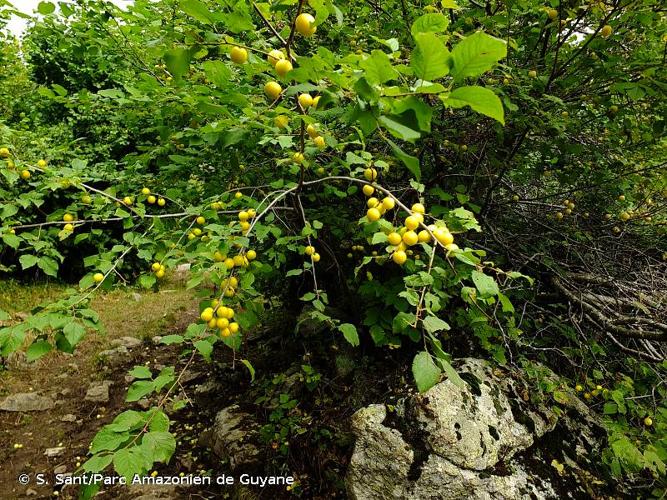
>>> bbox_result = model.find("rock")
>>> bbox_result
[54,465,67,474]
[61,414,77,422]
[60,389,71,396]
[0,393,55,412]
[132,292,142,302]
[98,346,128,366]
[6,351,28,369]
[84,380,113,403]
[137,398,151,410]
[44,447,65,458]
[346,358,597,500]
[25,488,38,496]
[199,404,260,469]
[194,379,223,395]
[152,336,163,345]
[111,336,142,349]
[128,483,178,499]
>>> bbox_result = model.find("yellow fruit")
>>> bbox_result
[238,211,249,222]
[63,213,74,222]
[37,159,47,168]
[418,230,431,243]
[305,245,316,256]
[291,152,305,164]
[313,136,326,148]
[367,197,379,208]
[295,13,317,37]
[644,416,653,427]
[445,243,459,252]
[362,185,375,197]
[156,269,165,279]
[618,194,625,201]
[233,255,247,267]
[387,232,402,246]
[307,124,318,138]
[312,95,321,109]
[247,209,256,218]
[201,308,214,322]
[264,81,282,100]
[63,223,74,232]
[405,216,420,231]
[247,249,257,260]
[600,24,612,37]
[215,317,229,329]
[235,191,243,199]
[312,253,321,262]
[240,221,251,232]
[275,59,293,77]
[392,250,407,265]
[230,46,248,64]
[151,262,161,272]
[529,70,537,78]
[141,187,150,195]
[196,216,206,225]
[364,168,377,181]
[20,169,31,180]
[0,147,9,158]
[123,196,133,206]
[224,258,235,269]
[157,198,166,206]
[147,195,156,204]
[208,318,217,328]
[433,228,454,246]
[503,78,510,85]
[275,115,289,128]
[367,207,381,221]
[619,212,630,221]
[402,230,418,246]
[229,322,239,334]
[93,273,104,283]
[575,384,583,392]
[268,49,285,66]
[382,197,395,211]
[298,93,314,108]
[555,212,563,220]
[412,203,425,214]
[547,8,558,19]
[461,144,468,152]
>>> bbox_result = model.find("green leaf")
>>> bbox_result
[194,339,213,361]
[37,2,56,15]
[471,270,499,298]
[38,256,59,277]
[411,13,449,36]
[386,138,421,180]
[411,32,450,81]
[142,431,176,463]
[126,381,155,402]
[412,351,441,393]
[90,428,130,453]
[422,315,450,333]
[164,47,191,78]
[241,359,256,382]
[379,115,421,141]
[139,274,156,289]
[201,60,232,88]
[2,233,21,249]
[19,254,39,270]
[444,86,504,124]
[83,454,113,473]
[26,340,53,361]
[180,0,214,24]
[339,323,360,347]
[160,334,184,345]
[113,447,149,482]
[129,366,152,379]
[359,50,398,85]
[63,322,86,347]
[449,32,507,81]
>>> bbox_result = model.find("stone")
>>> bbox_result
[54,465,67,475]
[132,292,142,302]
[152,336,163,345]
[199,404,260,469]
[61,414,77,422]
[44,447,65,458]
[110,336,142,349]
[98,346,128,366]
[84,380,113,403]
[345,358,597,500]
[25,489,38,496]
[128,483,178,499]
[0,393,55,411]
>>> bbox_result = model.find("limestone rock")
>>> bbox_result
[44,447,65,458]
[199,404,260,469]
[0,393,55,411]
[111,336,143,349]
[84,380,113,403]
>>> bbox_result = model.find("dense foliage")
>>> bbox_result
[0,0,665,495]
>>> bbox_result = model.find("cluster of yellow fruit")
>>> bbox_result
[151,261,167,279]
[575,383,606,400]
[62,213,76,232]
[214,250,257,269]
[304,245,321,262]
[0,148,45,179]
[554,199,576,220]
[361,184,457,265]
[200,302,240,338]
[306,123,326,149]
[141,187,166,206]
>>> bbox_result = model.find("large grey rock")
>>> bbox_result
[346,358,595,500]
[110,336,143,349]
[98,346,128,366]
[44,447,65,458]
[199,404,260,469]
[0,392,55,411]
[84,380,113,403]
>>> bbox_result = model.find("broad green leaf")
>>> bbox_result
[63,322,86,347]
[194,339,213,361]
[26,340,53,361]
[411,32,450,81]
[19,254,39,270]
[38,256,59,277]
[422,315,450,333]
[339,323,360,346]
[90,428,130,454]
[129,366,152,379]
[379,115,421,141]
[126,381,155,402]
[241,359,256,382]
[386,138,421,180]
[164,47,191,78]
[37,2,56,15]
[83,454,113,473]
[180,0,214,24]
[471,270,499,298]
[360,50,398,85]
[142,431,176,463]
[449,32,507,80]
[113,447,149,482]
[444,86,504,124]
[412,351,441,392]
[411,13,449,36]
